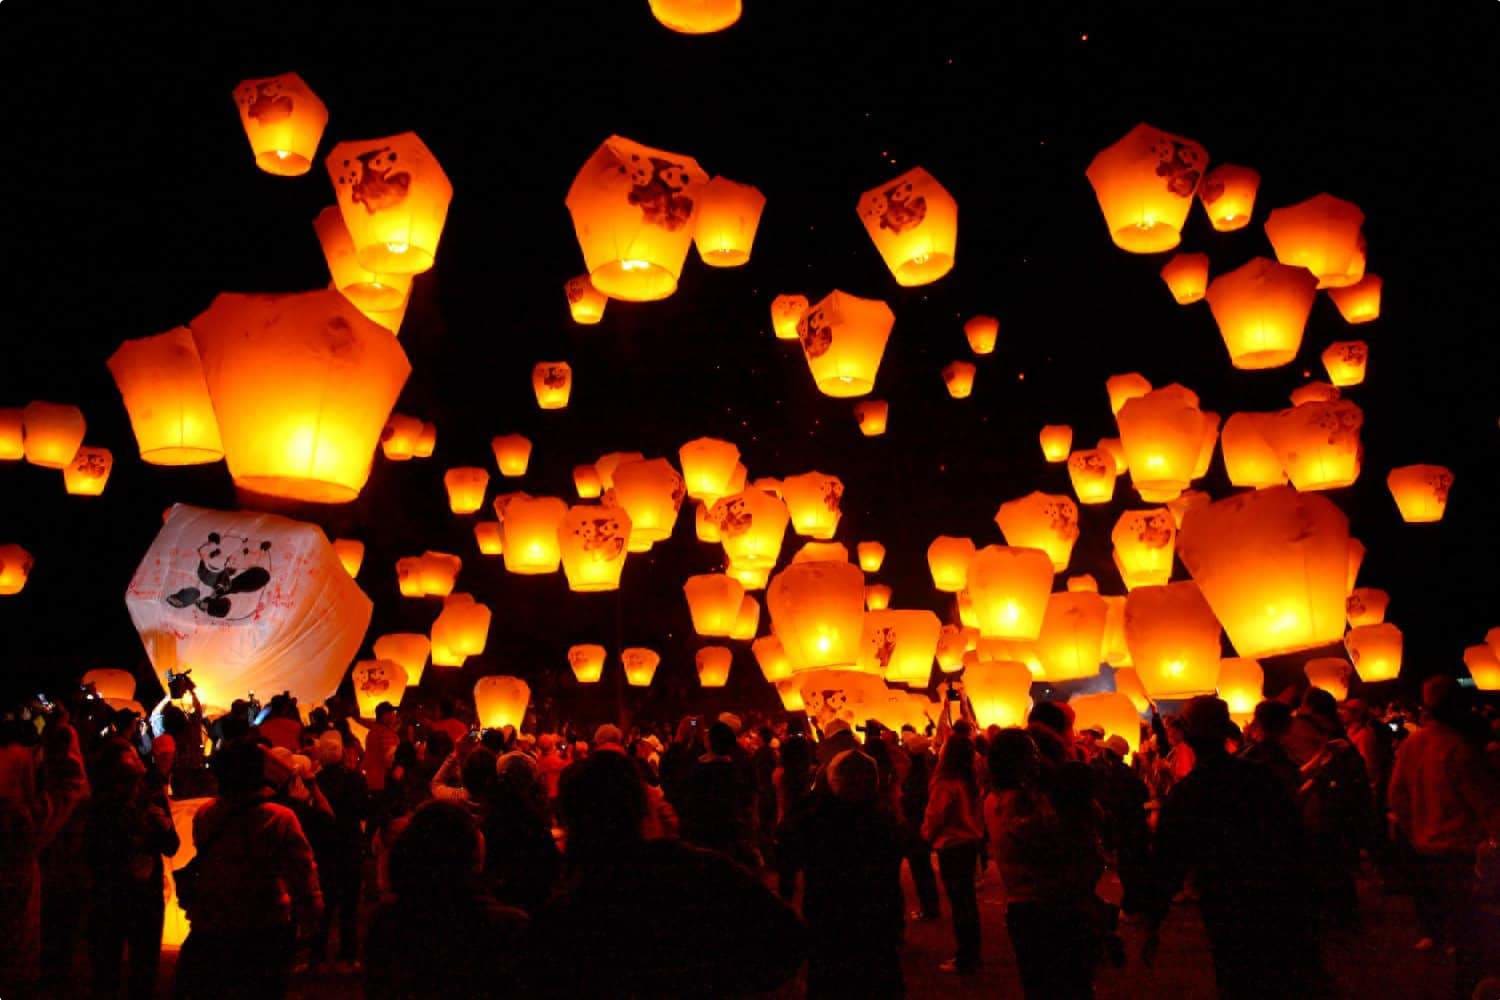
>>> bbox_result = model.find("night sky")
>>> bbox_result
[2,1,1497,725]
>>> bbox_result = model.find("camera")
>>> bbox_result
[167,668,197,699]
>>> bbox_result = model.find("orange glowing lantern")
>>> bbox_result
[854,400,889,437]
[857,542,886,573]
[1118,386,1203,501]
[696,647,734,687]
[1290,383,1341,408]
[966,546,1054,640]
[62,447,112,496]
[1103,596,1131,667]
[565,275,607,325]
[1069,692,1140,758]
[1167,490,1210,530]
[793,541,849,565]
[414,421,434,455]
[332,539,364,577]
[327,132,452,275]
[752,477,782,497]
[685,574,747,637]
[1205,258,1319,370]
[474,522,503,556]
[936,625,968,673]
[500,495,567,574]
[314,206,412,311]
[1304,659,1351,701]
[964,315,999,355]
[1098,437,1127,475]
[731,595,761,640]
[1067,575,1098,594]
[474,676,529,731]
[1198,163,1259,231]
[608,458,685,550]
[796,291,894,397]
[1387,465,1453,523]
[107,328,225,465]
[1328,275,1382,324]
[964,661,1035,729]
[771,295,809,341]
[1216,657,1264,723]
[415,551,462,598]
[595,451,644,490]
[1123,582,1222,699]
[1347,539,1364,594]
[1068,449,1118,505]
[21,402,85,469]
[232,73,326,176]
[0,409,21,460]
[775,679,807,712]
[865,584,892,611]
[693,176,765,267]
[1463,645,1500,691]
[568,644,607,684]
[394,558,422,598]
[491,435,532,477]
[444,467,490,515]
[927,536,977,593]
[695,502,721,543]
[1346,623,1402,682]
[1321,341,1368,387]
[649,0,740,33]
[1221,412,1286,489]
[1192,414,1220,482]
[767,560,866,672]
[712,487,788,571]
[860,610,941,685]
[753,636,794,683]
[1106,373,1153,417]
[782,471,844,540]
[532,362,573,410]
[431,594,492,667]
[356,290,411,336]
[1264,193,1366,288]
[1262,401,1363,491]
[622,648,660,687]
[995,492,1078,573]
[943,361,976,399]
[80,669,134,706]
[1035,592,1107,681]
[1346,588,1388,627]
[558,505,631,592]
[679,437,741,503]
[1111,508,1175,591]
[1488,628,1500,661]
[573,464,603,499]
[1085,123,1207,253]
[1112,665,1150,712]
[352,660,406,719]
[956,589,978,629]
[1160,253,1209,305]
[854,166,962,288]
[381,415,422,461]
[375,633,430,687]
[1039,425,1072,463]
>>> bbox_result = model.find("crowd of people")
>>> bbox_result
[2,671,1498,998]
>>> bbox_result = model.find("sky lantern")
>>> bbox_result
[107,328,225,465]
[621,648,660,687]
[375,633,430,687]
[1067,575,1098,593]
[857,541,886,573]
[1290,382,1340,408]
[432,594,492,666]
[679,437,741,503]
[395,558,423,597]
[956,589,978,629]
[770,295,809,341]
[573,464,603,499]
[752,477,783,498]
[314,207,412,312]
[568,644,607,684]
[1304,658,1351,701]
[1069,692,1140,757]
[696,647,734,687]
[444,467,490,514]
[1321,341,1369,387]
[1068,449,1118,505]
[0,409,22,460]
[191,291,409,503]
[1035,592,1107,681]
[936,625,968,673]
[1106,372,1152,417]
[712,487,789,571]
[1111,665,1149,712]
[1215,657,1264,724]
[1198,163,1259,231]
[966,546,1053,640]
[79,668,135,707]
[685,573,745,636]
[964,661,1034,730]
[995,492,1078,572]
[21,402,85,469]
[474,521,503,556]
[943,361,976,399]
[1192,413,1220,480]
[1038,425,1072,463]
[474,676,529,731]
[1117,386,1202,501]
[1124,582,1222,700]
[500,495,567,574]
[1489,628,1500,660]
[1386,465,1453,523]
[608,457,685,550]
[776,680,807,712]
[491,434,532,477]
[565,275,607,325]
[693,176,765,266]
[352,660,406,719]
[62,446,112,496]
[1346,588,1388,627]
[1085,123,1208,253]
[232,72,326,176]
[1097,437,1127,475]
[731,595,761,640]
[695,502,721,543]
[595,451,644,490]
[1166,490,1210,530]
[558,505,631,591]
[649,0,740,33]
[1205,257,1319,370]
[1160,253,1209,305]
[797,291,894,397]
[752,636,794,683]
[1262,400,1364,491]
[856,166,958,286]
[860,609,941,685]
[1221,412,1286,489]
[927,535,976,592]
[1346,623,1402,682]
[964,315,999,355]
[415,551,462,598]
[355,289,411,336]
[792,541,849,564]
[725,463,748,494]
[768,560,865,672]
[0,544,34,595]
[865,584,892,611]
[1178,486,1348,658]
[1327,274,1382,324]
[1111,508,1175,591]
[381,415,421,461]
[1102,596,1131,667]
[327,132,452,274]
[782,471,844,539]
[1463,645,1500,692]
[853,400,889,436]
[1264,193,1366,288]
[332,539,364,577]
[1346,539,1365,594]
[532,362,573,410]
[566,135,708,301]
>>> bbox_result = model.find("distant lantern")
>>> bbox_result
[532,362,573,410]
[395,558,422,597]
[1216,657,1265,723]
[776,679,807,712]
[1192,414,1220,482]
[332,539,365,577]
[444,467,490,514]
[725,463,748,494]
[314,206,413,312]
[500,495,567,574]
[1035,592,1107,681]
[415,551,462,598]
[793,541,849,565]
[1038,425,1072,463]
[731,595,761,640]
[474,676,530,731]
[1167,490,1210,530]
[966,546,1054,640]
[856,166,958,286]
[956,589,978,629]
[964,315,999,355]
[595,451,644,490]
[781,471,844,540]
[1098,437,1128,475]
[375,633,430,687]
[1103,596,1131,667]
[1112,665,1150,712]
[1328,274,1382,324]
[558,505,631,592]
[565,275,608,325]
[327,132,452,274]
[860,609,942,685]
[1161,253,1209,305]
[1221,412,1286,489]
[1346,539,1365,593]
[927,536,977,593]
[1068,449,1118,505]
[232,72,327,176]
[943,361,977,399]
[1178,486,1348,658]
[352,660,407,719]
[431,594,492,666]
[865,584,892,611]
[568,644,607,684]
[995,492,1078,573]
[21,402,86,469]
[649,0,740,33]
[1205,257,1319,370]
[0,544,34,595]
[767,560,866,672]
[1085,123,1207,253]
[685,574,746,637]
[358,291,411,336]
[712,487,789,571]
[191,291,410,503]
[1321,341,1369,387]
[857,542,886,573]
[1111,508,1175,591]
[1264,193,1366,288]
[381,415,421,461]
[1304,659,1352,701]
[566,135,708,301]
[77,669,132,708]
[770,295,809,341]
[752,476,783,498]
[0,409,22,460]
[853,400,889,436]
[1070,692,1141,758]
[573,464,603,499]
[1118,386,1208,501]
[1262,401,1364,491]
[679,437,741,504]
[1106,373,1153,418]
[608,458,685,550]
[1346,587,1389,627]
[796,290,894,397]
[1198,163,1259,231]
[1124,582,1221,699]
[1346,623,1402,683]
[695,502,721,543]
[693,176,765,266]
[1463,645,1500,692]
[1290,382,1341,408]
[474,522,503,555]
[752,636,794,683]
[1066,576,1098,594]
[696,647,734,687]
[936,625,968,673]
[491,435,533,477]
[107,328,225,465]
[1387,465,1453,523]
[62,447,112,496]
[965,661,1035,730]
[621,647,661,687]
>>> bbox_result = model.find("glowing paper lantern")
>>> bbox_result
[1304,659,1351,701]
[1085,123,1207,253]
[1216,658,1264,723]
[622,647,660,687]
[568,644,606,683]
[499,496,567,574]
[595,451,644,490]
[995,492,1078,573]
[1346,623,1402,682]
[1345,588,1388,627]
[857,542,886,573]
[1205,258,1319,370]
[492,435,532,477]
[696,646,734,687]
[608,458,685,550]
[859,610,941,685]
[796,291,894,397]
[107,328,225,465]
[1262,401,1364,491]
[332,539,364,577]
[957,590,978,629]
[712,487,788,571]
[375,633,430,687]
[0,409,22,460]
[1106,373,1152,417]
[776,680,807,712]
[1035,592,1107,681]
[314,206,412,311]
[1039,425,1072,463]
[1178,487,1348,658]
[192,291,410,503]
[767,560,865,672]
[1321,341,1368,388]
[1068,449,1118,505]
[565,275,607,325]
[753,636,793,683]
[1098,437,1127,475]
[782,471,844,539]
[1112,665,1149,712]
[1463,645,1500,691]
[649,0,740,33]
[1167,490,1210,530]
[1488,628,1500,660]
[865,584,892,611]
[936,625,968,673]
[854,400,889,436]
[1102,597,1130,667]
[566,135,707,301]
[382,415,422,461]
[1264,193,1366,289]
[1123,582,1221,700]
[771,295,809,341]
[1221,413,1286,489]
[532,362,573,410]
[798,670,937,734]
[1065,576,1097,594]
[357,291,411,336]
[731,595,761,640]
[352,660,407,719]
[679,437,741,503]
[927,536,976,593]
[967,546,1053,640]
[1118,386,1208,501]
[1160,253,1209,305]
[444,467,490,515]
[474,676,529,731]
[1111,509,1175,591]
[474,522,503,556]
[685,574,746,637]
[1069,692,1140,758]
[1198,164,1259,231]
[431,594,492,666]
[232,73,326,176]
[964,315,998,355]
[856,166,957,285]
[63,447,112,496]
[943,361,976,399]
[558,505,631,592]
[327,132,452,274]
[417,552,462,597]
[573,465,603,499]
[81,669,135,707]
[21,402,85,469]
[964,661,1034,730]
[695,502,721,543]
[693,176,765,266]
[1290,382,1341,407]
[1328,275,1382,325]
[791,541,850,563]
[1387,465,1453,523]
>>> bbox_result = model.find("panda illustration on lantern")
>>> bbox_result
[164,532,272,620]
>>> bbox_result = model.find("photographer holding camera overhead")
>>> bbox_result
[150,669,212,798]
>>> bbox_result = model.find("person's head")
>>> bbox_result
[780,732,813,775]
[936,733,977,788]
[593,723,624,750]
[160,703,187,737]
[375,702,398,729]
[1286,712,1333,765]
[269,692,297,719]
[538,732,559,756]
[828,749,879,803]
[1339,698,1369,729]
[1423,675,1469,728]
[557,748,648,858]
[314,730,345,767]
[717,712,743,736]
[1028,701,1069,741]
[951,719,974,739]
[1252,700,1293,742]
[1178,696,1233,758]
[1102,735,1129,761]
[987,729,1041,792]
[1300,687,1342,734]
[460,746,500,799]
[674,715,700,746]
[706,721,737,757]
[212,739,273,799]
[388,800,484,900]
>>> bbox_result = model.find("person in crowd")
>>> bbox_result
[1028,701,1075,767]
[429,698,470,747]
[362,701,401,817]
[815,717,859,773]
[657,716,700,810]
[1090,733,1150,917]
[256,693,303,752]
[1239,699,1300,798]
[309,730,367,971]
[535,733,567,806]
[772,732,815,900]
[1287,689,1373,930]
[483,750,561,913]
[752,724,779,862]
[38,703,92,998]
[900,730,941,921]
[430,742,499,818]
[595,723,679,840]
[1341,698,1394,820]
[922,733,986,974]
[678,721,756,865]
